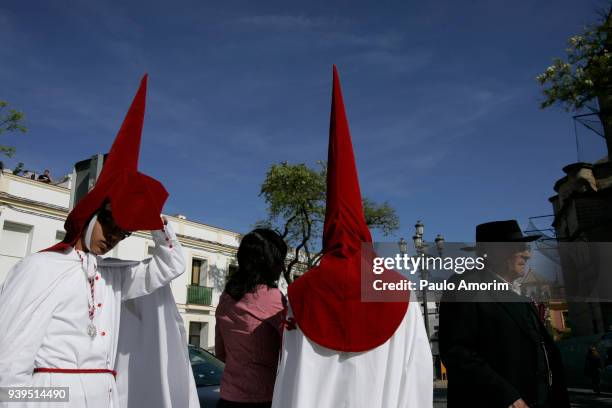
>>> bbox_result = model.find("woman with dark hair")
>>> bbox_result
[215,228,288,408]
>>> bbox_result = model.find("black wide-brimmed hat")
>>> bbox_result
[461,220,541,251]
[476,220,541,242]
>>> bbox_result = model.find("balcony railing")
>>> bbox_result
[187,285,213,306]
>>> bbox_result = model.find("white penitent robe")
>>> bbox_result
[0,224,199,408]
[272,302,433,408]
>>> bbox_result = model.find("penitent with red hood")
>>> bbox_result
[271,66,433,408]
[0,76,199,408]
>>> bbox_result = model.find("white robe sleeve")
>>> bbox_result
[121,223,186,300]
[0,254,71,387]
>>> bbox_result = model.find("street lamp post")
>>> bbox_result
[434,234,445,256]
[398,221,444,344]
[414,220,431,343]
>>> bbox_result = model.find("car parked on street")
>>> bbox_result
[188,344,224,407]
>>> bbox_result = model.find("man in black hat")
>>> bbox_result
[439,220,569,408]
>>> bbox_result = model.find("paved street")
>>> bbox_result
[433,387,446,408]
[568,389,612,408]
[433,385,612,407]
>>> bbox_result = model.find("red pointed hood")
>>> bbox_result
[287,66,409,352]
[97,74,147,181]
[45,75,168,252]
[321,66,372,256]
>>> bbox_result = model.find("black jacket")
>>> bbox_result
[439,270,570,408]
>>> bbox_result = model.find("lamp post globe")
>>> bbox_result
[415,220,424,237]
[398,237,408,255]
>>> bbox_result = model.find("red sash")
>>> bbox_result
[33,368,117,378]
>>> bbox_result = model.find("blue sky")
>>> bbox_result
[0,0,608,242]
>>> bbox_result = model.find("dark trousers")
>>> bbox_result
[217,399,272,408]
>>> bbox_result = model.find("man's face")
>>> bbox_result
[88,205,131,255]
[507,248,531,280]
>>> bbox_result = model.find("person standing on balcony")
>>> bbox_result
[37,169,52,183]
[215,228,287,408]
[0,75,199,407]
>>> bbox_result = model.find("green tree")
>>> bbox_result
[537,7,612,158]
[0,100,27,169]
[258,161,400,283]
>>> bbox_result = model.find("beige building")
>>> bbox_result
[0,170,240,351]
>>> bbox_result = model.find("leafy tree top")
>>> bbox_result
[1,100,27,159]
[537,7,611,111]
[537,6,612,158]
[537,9,612,110]
[258,161,399,283]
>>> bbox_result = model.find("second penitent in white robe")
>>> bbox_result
[271,302,433,408]
[0,224,199,408]
[271,67,433,408]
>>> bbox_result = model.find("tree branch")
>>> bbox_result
[281,213,298,239]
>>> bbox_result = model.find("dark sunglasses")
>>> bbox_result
[97,209,132,240]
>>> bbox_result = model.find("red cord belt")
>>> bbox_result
[33,368,117,378]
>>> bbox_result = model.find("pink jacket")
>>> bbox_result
[215,285,285,403]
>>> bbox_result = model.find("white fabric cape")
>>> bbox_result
[272,302,433,408]
[115,273,199,408]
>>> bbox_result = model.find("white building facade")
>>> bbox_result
[0,170,239,351]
